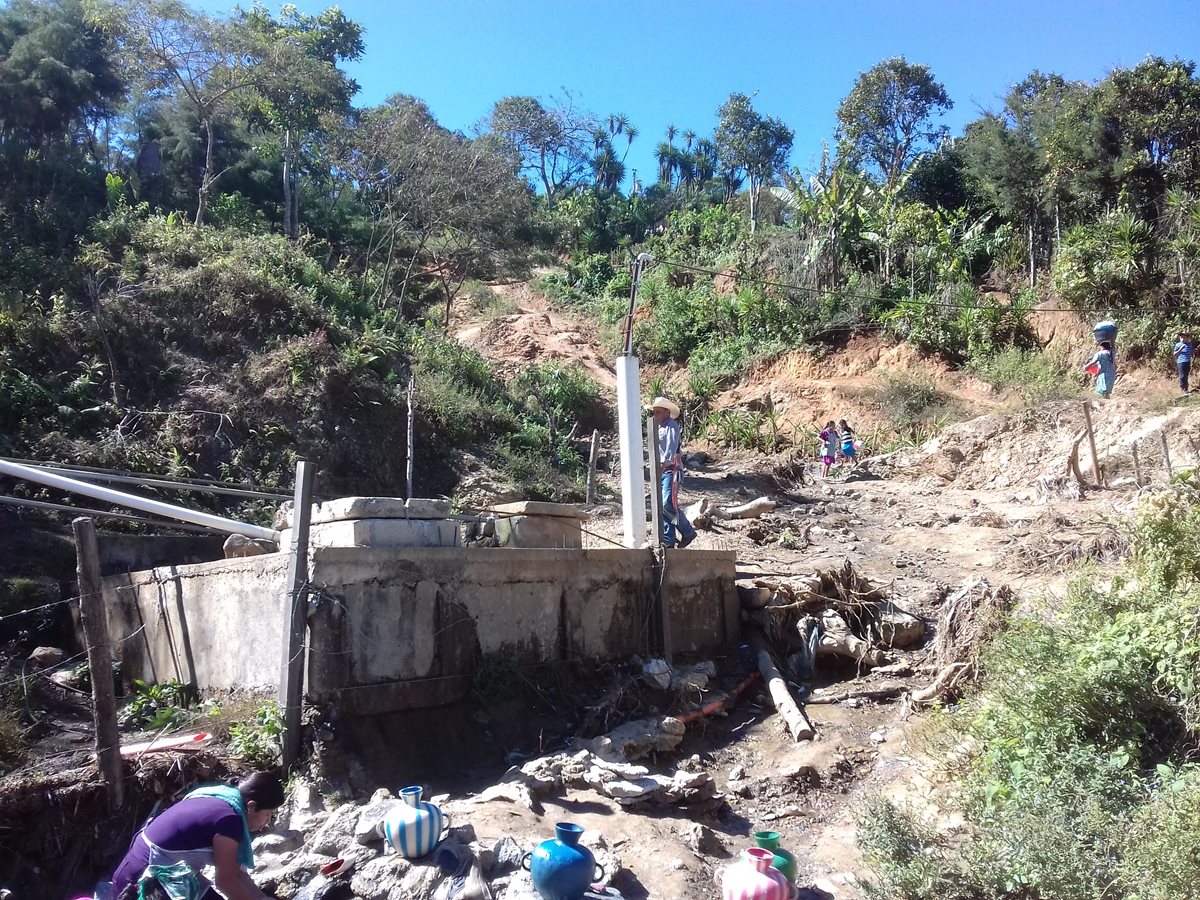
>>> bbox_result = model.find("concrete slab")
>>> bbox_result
[494,515,582,549]
[286,496,453,526]
[492,501,587,519]
[281,518,460,549]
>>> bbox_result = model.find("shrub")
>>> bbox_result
[968,348,1077,405]
[871,373,947,430]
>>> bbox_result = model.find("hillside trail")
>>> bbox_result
[449,278,1200,896]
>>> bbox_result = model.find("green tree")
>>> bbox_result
[238,2,364,240]
[836,57,952,189]
[487,93,596,203]
[88,0,259,225]
[714,92,794,233]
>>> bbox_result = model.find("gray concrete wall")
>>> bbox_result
[97,533,227,576]
[306,548,738,714]
[101,547,738,714]
[102,554,289,692]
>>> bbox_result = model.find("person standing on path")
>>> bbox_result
[1173,331,1194,395]
[819,420,839,477]
[1087,341,1117,399]
[651,396,696,549]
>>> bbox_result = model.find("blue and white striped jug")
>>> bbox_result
[379,785,451,858]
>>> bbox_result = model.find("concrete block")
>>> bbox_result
[286,496,453,526]
[282,519,460,549]
[493,515,582,549]
[492,501,587,519]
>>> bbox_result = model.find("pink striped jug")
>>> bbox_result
[715,847,792,900]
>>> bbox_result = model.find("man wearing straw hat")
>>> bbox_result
[651,396,697,549]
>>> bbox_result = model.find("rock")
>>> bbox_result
[354,794,397,845]
[255,829,306,856]
[489,836,525,875]
[223,533,276,558]
[878,605,926,648]
[586,716,685,762]
[870,731,886,744]
[348,856,415,900]
[447,823,476,845]
[284,780,329,833]
[309,802,362,857]
[670,661,715,693]
[680,822,724,856]
[26,646,66,670]
[729,764,746,781]
[640,658,672,690]
[465,780,537,810]
[501,869,544,900]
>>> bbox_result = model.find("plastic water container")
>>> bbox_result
[1093,320,1118,344]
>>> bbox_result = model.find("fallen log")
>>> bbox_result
[816,610,887,668]
[720,497,777,519]
[749,627,815,741]
[806,685,905,705]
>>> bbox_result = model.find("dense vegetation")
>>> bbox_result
[1,0,1198,510]
[859,480,1200,899]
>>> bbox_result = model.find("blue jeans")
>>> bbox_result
[1179,359,1191,392]
[661,470,695,547]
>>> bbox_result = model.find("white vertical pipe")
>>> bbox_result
[0,458,279,541]
[616,354,647,548]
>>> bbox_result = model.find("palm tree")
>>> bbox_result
[612,113,630,136]
[592,147,624,192]
[621,124,638,162]
[666,123,677,147]
[692,139,718,185]
[656,141,676,186]
[683,129,696,151]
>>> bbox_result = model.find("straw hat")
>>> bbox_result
[650,396,680,418]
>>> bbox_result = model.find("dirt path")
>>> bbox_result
[445,276,1200,897]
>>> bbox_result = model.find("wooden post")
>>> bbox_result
[1081,401,1104,487]
[280,460,315,769]
[585,429,600,505]
[1160,430,1173,481]
[1131,442,1142,488]
[406,375,416,499]
[73,517,123,810]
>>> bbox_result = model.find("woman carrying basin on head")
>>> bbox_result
[111,770,284,900]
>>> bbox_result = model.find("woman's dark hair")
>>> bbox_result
[1100,340,1112,350]
[237,770,285,809]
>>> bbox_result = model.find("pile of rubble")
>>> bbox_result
[257,665,730,900]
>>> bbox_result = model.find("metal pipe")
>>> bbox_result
[0,455,292,496]
[0,459,279,541]
[16,463,291,501]
[0,495,228,534]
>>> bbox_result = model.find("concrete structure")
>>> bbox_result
[491,501,586,549]
[279,496,461,549]
[101,547,738,714]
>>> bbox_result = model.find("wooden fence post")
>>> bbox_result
[585,429,600,505]
[406,375,416,499]
[280,460,315,769]
[1131,442,1142,488]
[1081,402,1104,487]
[1160,430,1174,480]
[74,517,123,810]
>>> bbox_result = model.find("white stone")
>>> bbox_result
[280,517,460,549]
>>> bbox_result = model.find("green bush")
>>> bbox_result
[968,348,1077,404]
[871,373,947,430]
[228,701,283,767]
[858,482,1200,899]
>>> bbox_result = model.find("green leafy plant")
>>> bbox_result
[228,701,284,767]
[119,678,191,730]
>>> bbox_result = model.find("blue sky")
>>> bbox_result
[195,0,1200,185]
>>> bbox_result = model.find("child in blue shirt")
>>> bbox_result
[1173,331,1194,395]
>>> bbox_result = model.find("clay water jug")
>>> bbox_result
[520,822,605,900]
[716,847,791,900]
[753,831,798,885]
[380,785,451,858]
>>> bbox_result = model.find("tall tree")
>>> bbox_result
[239,3,364,240]
[88,0,257,225]
[487,93,596,203]
[836,57,952,189]
[714,92,794,233]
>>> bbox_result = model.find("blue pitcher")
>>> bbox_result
[521,822,605,900]
[379,785,451,858]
